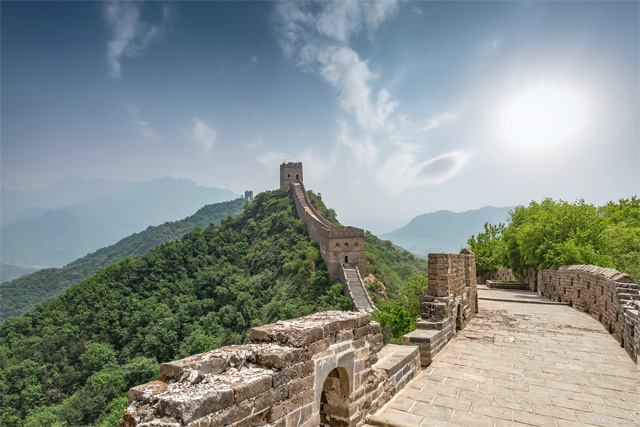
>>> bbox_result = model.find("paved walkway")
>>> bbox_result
[366,288,638,427]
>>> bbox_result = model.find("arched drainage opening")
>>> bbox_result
[320,367,350,426]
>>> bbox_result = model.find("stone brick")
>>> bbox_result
[288,375,313,397]
[253,385,288,412]
[127,381,167,404]
[232,373,272,403]
[157,384,234,425]
[254,346,306,369]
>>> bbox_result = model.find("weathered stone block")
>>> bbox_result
[160,354,228,381]
[254,345,306,369]
[157,384,234,425]
[128,381,168,404]
[288,375,313,397]
[232,373,273,403]
[253,385,288,412]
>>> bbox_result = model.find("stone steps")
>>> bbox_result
[342,267,376,312]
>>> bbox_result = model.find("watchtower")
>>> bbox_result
[280,162,303,188]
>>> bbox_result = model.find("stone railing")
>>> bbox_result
[537,265,639,362]
[120,311,420,427]
[478,268,517,285]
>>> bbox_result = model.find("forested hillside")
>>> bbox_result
[0,188,426,427]
[468,197,639,281]
[0,198,246,322]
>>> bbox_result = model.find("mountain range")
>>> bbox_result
[1,177,239,270]
[381,206,514,257]
[0,198,247,322]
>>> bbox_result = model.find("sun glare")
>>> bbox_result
[497,83,586,149]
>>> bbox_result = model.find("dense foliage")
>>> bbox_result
[372,275,428,344]
[0,189,353,426]
[468,197,639,281]
[364,233,429,344]
[0,198,246,322]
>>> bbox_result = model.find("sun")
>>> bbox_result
[497,83,587,149]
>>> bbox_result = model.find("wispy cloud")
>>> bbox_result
[185,118,216,154]
[126,104,159,139]
[249,132,263,149]
[274,1,398,134]
[421,112,458,132]
[376,151,471,195]
[337,120,377,163]
[273,1,470,194]
[257,151,288,170]
[478,39,500,57]
[102,1,172,78]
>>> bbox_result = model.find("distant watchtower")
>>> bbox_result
[280,162,303,188]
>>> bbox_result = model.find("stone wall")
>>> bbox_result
[478,268,517,285]
[120,311,420,427]
[403,250,478,366]
[288,179,366,282]
[537,265,639,362]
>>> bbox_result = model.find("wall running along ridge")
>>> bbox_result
[119,311,420,427]
[281,162,373,311]
[404,250,479,366]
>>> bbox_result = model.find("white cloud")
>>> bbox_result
[478,39,500,57]
[257,151,287,169]
[135,119,159,139]
[251,56,259,64]
[249,132,264,149]
[274,1,398,134]
[376,151,470,195]
[421,112,458,132]
[102,1,171,78]
[412,7,423,16]
[185,118,216,154]
[273,1,471,189]
[337,121,377,163]
[126,104,159,139]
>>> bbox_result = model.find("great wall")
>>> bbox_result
[120,163,638,427]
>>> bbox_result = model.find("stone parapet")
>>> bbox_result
[537,265,638,362]
[405,250,478,366]
[120,311,416,427]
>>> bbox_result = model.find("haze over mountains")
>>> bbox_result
[1,177,238,271]
[381,206,514,257]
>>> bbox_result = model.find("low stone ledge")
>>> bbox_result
[373,344,419,378]
[403,329,447,367]
[160,344,305,381]
[250,311,371,348]
[416,318,450,331]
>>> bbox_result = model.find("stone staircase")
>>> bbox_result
[341,264,376,312]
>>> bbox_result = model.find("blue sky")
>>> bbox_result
[2,1,638,233]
